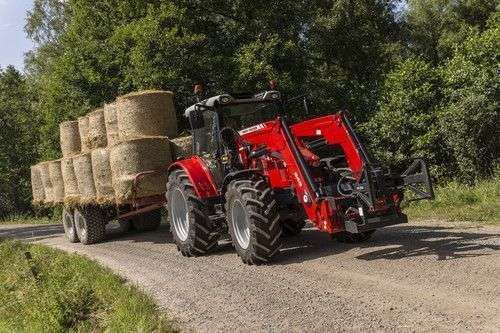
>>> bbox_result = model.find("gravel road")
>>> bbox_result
[1,220,499,332]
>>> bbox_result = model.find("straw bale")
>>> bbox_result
[61,157,79,203]
[103,102,119,146]
[39,161,53,204]
[88,108,107,149]
[110,136,172,203]
[78,115,91,152]
[116,90,177,140]
[73,153,96,203]
[49,160,65,203]
[31,164,45,204]
[170,135,192,160]
[59,121,81,157]
[91,147,115,204]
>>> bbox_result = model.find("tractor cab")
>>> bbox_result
[184,90,282,158]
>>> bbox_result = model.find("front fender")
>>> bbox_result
[168,156,218,198]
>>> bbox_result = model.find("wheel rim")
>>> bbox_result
[75,210,86,239]
[63,209,74,235]
[231,199,250,249]
[171,189,189,241]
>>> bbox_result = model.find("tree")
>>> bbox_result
[362,58,450,177]
[438,16,499,183]
[0,66,39,216]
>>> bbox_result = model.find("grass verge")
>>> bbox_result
[0,239,176,332]
[405,177,499,224]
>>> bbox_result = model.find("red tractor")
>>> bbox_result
[166,88,434,264]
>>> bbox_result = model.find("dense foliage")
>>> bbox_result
[0,0,498,215]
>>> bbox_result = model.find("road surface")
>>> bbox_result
[1,221,499,332]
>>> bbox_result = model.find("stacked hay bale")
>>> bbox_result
[49,160,65,203]
[39,162,53,204]
[30,164,45,204]
[88,108,107,149]
[103,102,119,146]
[91,147,115,204]
[31,89,181,207]
[73,153,96,204]
[111,90,176,203]
[116,90,177,139]
[61,157,79,204]
[110,137,171,203]
[60,121,81,157]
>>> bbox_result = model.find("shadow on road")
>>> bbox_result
[2,222,498,264]
[277,225,500,264]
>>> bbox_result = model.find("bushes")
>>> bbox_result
[365,17,499,183]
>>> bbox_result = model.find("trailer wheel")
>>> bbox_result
[131,209,161,232]
[334,230,375,243]
[225,177,282,265]
[167,170,219,257]
[62,207,79,243]
[74,206,106,245]
[282,218,306,237]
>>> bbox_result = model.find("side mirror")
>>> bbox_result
[188,106,205,130]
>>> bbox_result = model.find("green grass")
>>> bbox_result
[0,239,176,332]
[0,213,58,225]
[405,178,499,224]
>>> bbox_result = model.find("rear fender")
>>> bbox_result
[168,156,218,198]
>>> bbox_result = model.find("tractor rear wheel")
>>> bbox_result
[334,230,375,243]
[167,170,219,256]
[225,177,282,265]
[73,206,106,245]
[62,207,79,243]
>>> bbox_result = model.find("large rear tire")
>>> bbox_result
[74,206,106,245]
[62,207,79,243]
[167,170,219,256]
[225,176,282,265]
[131,209,161,232]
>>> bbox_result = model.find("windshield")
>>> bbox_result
[192,110,219,156]
[220,102,279,130]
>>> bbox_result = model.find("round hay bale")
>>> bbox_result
[104,102,119,146]
[73,153,96,204]
[78,115,91,153]
[116,90,177,140]
[59,121,81,157]
[39,161,53,204]
[31,164,45,204]
[110,136,172,203]
[88,108,107,149]
[49,160,65,203]
[170,135,192,160]
[61,157,79,205]
[91,147,115,204]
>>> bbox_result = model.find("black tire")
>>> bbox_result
[74,206,106,245]
[225,176,282,265]
[334,230,375,243]
[62,207,79,243]
[167,170,219,256]
[282,218,306,237]
[117,219,132,233]
[131,209,161,232]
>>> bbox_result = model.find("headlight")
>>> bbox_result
[270,92,280,99]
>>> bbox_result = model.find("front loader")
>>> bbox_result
[166,88,434,264]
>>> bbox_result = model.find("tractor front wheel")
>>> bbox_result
[225,177,282,265]
[167,170,219,256]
